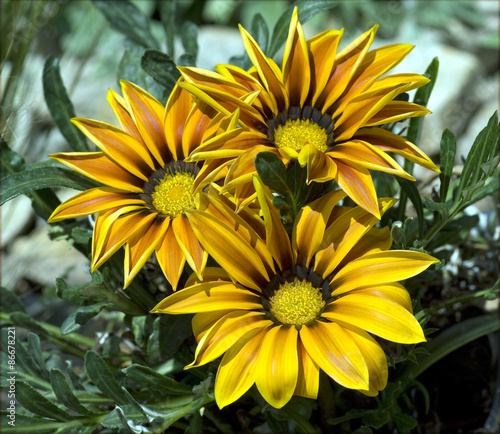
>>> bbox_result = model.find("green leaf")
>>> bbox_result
[181,21,198,61]
[251,13,269,55]
[438,129,456,202]
[267,1,337,58]
[84,350,146,422]
[423,196,447,212]
[403,314,500,381]
[147,315,193,362]
[56,272,108,306]
[9,312,48,337]
[254,151,291,197]
[395,177,424,239]
[413,57,439,107]
[92,0,160,50]
[469,175,499,204]
[42,56,89,152]
[124,364,193,396]
[16,381,74,421]
[27,333,49,381]
[0,412,80,434]
[60,302,114,335]
[118,44,166,103]
[50,369,95,416]
[1,139,25,176]
[0,287,26,313]
[141,49,180,94]
[159,0,176,57]
[1,166,100,206]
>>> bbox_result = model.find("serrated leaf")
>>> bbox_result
[251,13,269,55]
[268,0,337,58]
[395,177,424,239]
[1,166,100,206]
[181,21,198,60]
[92,0,160,50]
[0,287,26,313]
[42,56,89,152]
[124,364,193,395]
[438,129,456,202]
[141,49,180,94]
[60,302,114,335]
[50,369,95,416]
[16,381,74,421]
[84,350,146,422]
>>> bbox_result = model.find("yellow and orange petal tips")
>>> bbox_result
[180,7,440,217]
[48,81,242,290]
[152,178,438,409]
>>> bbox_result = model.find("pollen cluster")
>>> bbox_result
[151,171,196,217]
[274,119,328,153]
[269,278,325,327]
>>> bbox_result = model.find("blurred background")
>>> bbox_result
[1,1,498,430]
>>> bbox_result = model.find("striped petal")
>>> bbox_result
[48,187,144,222]
[92,208,157,271]
[172,214,207,281]
[363,101,431,127]
[189,311,272,368]
[107,89,144,144]
[282,8,310,107]
[50,152,144,192]
[151,281,262,314]
[124,216,169,288]
[121,80,168,167]
[71,118,155,180]
[215,327,268,409]
[255,325,298,409]
[330,250,439,296]
[187,210,270,291]
[324,293,426,344]
[334,161,380,218]
[164,84,193,161]
[156,224,186,290]
[354,127,440,172]
[300,321,369,390]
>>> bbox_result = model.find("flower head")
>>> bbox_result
[152,179,438,408]
[48,81,240,289]
[180,8,440,217]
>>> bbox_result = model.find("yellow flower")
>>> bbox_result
[48,81,240,289]
[179,7,440,217]
[152,179,438,409]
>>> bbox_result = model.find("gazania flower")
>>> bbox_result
[179,7,440,217]
[152,179,438,408]
[48,81,241,289]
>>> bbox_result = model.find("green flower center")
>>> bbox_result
[269,278,325,326]
[151,171,196,217]
[274,119,328,153]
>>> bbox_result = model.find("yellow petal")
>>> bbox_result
[349,283,413,313]
[92,208,156,271]
[255,325,298,408]
[282,8,310,107]
[324,294,426,344]
[156,224,186,290]
[215,327,268,408]
[71,118,155,180]
[300,321,369,390]
[187,210,270,291]
[124,216,169,288]
[298,144,339,183]
[189,311,272,368]
[107,88,144,144]
[164,84,193,161]
[363,101,431,127]
[294,338,320,399]
[341,323,388,396]
[292,189,346,267]
[50,152,144,192]
[354,126,440,172]
[330,250,439,296]
[172,214,207,281]
[253,177,293,271]
[334,161,380,218]
[151,281,262,314]
[192,310,233,342]
[327,140,415,180]
[48,187,145,222]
